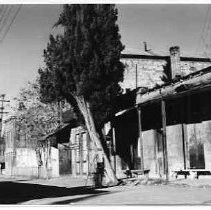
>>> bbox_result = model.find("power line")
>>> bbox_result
[0,5,9,27]
[0,6,13,39]
[0,5,22,43]
[195,5,210,56]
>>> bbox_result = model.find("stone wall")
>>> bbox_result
[180,61,211,76]
[120,58,166,91]
[120,57,211,92]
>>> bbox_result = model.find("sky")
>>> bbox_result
[0,4,210,112]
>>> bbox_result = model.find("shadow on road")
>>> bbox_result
[0,181,108,204]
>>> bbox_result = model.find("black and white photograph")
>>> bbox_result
[0,1,211,206]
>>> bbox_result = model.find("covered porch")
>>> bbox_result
[113,66,211,179]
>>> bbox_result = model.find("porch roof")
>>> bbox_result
[136,66,211,106]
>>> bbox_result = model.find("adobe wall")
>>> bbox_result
[166,125,184,173]
[142,125,185,178]
[5,147,59,178]
[142,130,157,176]
[186,121,211,170]
[5,148,38,177]
[201,121,211,170]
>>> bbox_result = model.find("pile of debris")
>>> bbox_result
[118,177,168,186]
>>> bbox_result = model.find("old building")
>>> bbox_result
[3,46,211,180]
[120,47,211,92]
[64,46,211,180]
[3,112,76,179]
[113,46,211,179]
[3,116,46,178]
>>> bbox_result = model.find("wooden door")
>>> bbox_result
[75,132,89,175]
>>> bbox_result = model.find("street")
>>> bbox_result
[1,175,211,205]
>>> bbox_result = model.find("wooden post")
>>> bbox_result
[87,132,90,176]
[161,100,169,181]
[79,133,83,175]
[112,126,117,174]
[180,99,187,170]
[137,106,144,173]
[135,64,138,89]
[186,94,191,169]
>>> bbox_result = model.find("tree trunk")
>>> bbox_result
[74,95,118,186]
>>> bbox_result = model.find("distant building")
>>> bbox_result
[3,112,78,179]
[0,136,5,173]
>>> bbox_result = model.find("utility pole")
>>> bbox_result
[0,94,10,136]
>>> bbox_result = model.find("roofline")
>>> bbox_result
[121,54,168,60]
[136,66,211,106]
[3,116,17,123]
[121,53,211,63]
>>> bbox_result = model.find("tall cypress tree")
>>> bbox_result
[39,4,124,185]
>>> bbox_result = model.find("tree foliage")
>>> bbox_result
[39,4,125,129]
[12,80,71,147]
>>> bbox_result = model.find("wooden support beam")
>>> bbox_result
[185,94,191,169]
[161,100,169,181]
[112,126,117,174]
[79,133,83,175]
[137,107,144,173]
[180,99,187,170]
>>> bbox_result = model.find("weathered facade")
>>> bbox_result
[54,47,211,180]
[3,46,211,181]
[3,117,67,178]
[113,47,211,179]
[135,71,211,179]
[120,47,211,92]
[0,136,5,171]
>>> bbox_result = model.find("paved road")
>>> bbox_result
[1,175,211,205]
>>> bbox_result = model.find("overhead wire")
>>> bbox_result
[0,5,14,41]
[0,5,9,26]
[195,5,210,57]
[202,14,211,58]
[0,5,10,36]
[0,5,22,43]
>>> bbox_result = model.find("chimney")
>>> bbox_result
[169,46,181,79]
[144,42,148,52]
